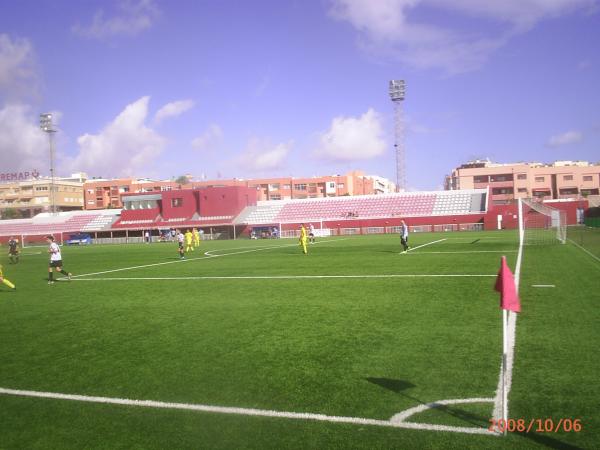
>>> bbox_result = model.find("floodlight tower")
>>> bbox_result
[39,113,57,214]
[389,80,406,192]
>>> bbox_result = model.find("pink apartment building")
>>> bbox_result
[445,160,600,204]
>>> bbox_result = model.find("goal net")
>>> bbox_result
[21,233,64,248]
[519,198,566,245]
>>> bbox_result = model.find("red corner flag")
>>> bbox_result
[495,256,521,313]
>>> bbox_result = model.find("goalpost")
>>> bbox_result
[20,232,64,248]
[518,198,566,245]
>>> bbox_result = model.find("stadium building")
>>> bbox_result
[0,184,589,245]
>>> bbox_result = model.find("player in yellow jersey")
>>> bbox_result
[299,224,308,255]
[184,229,194,252]
[192,228,200,248]
[0,264,16,290]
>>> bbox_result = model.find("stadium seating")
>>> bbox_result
[112,208,160,228]
[236,203,285,225]
[0,210,121,236]
[235,189,488,225]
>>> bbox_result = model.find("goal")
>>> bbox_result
[519,198,566,245]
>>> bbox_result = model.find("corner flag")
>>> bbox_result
[494,256,521,313]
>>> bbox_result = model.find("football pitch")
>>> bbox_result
[0,230,598,449]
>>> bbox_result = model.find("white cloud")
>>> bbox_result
[0,34,37,97]
[329,0,594,74]
[315,108,386,161]
[69,96,166,177]
[237,138,292,172]
[154,99,195,124]
[0,103,48,172]
[191,124,223,151]
[72,0,160,39]
[546,130,583,147]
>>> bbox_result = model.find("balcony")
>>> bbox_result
[489,180,514,188]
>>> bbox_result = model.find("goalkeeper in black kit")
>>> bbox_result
[8,237,19,264]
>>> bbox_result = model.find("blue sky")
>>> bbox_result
[0,0,598,190]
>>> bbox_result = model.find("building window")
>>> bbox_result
[270,194,281,200]
[491,187,514,195]
[517,174,527,180]
[337,183,345,189]
[171,198,183,207]
[490,174,513,182]
[563,175,574,181]
[535,176,545,182]
[517,188,527,193]
[473,175,489,183]
[294,183,307,190]
[583,175,593,182]
[283,184,291,190]
[559,188,578,195]
[269,183,279,190]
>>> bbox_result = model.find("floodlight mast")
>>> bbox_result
[389,80,406,192]
[39,113,57,215]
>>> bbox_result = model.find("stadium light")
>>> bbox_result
[39,113,57,215]
[389,80,406,192]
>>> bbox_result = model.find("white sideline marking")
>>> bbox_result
[568,238,600,265]
[405,238,446,253]
[531,284,555,288]
[408,250,517,255]
[0,387,496,436]
[66,274,497,282]
[390,397,494,423]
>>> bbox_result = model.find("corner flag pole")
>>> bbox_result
[502,308,508,433]
[495,251,522,435]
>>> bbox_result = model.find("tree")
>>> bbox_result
[1,208,21,220]
[175,175,190,185]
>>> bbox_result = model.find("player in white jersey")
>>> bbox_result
[400,220,409,253]
[308,224,315,243]
[176,229,185,259]
[46,235,72,284]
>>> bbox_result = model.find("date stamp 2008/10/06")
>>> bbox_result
[488,418,583,433]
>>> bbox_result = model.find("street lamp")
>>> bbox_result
[39,113,57,214]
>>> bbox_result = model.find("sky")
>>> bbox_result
[0,0,599,190]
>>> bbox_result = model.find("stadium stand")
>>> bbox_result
[0,210,121,237]
[112,208,161,228]
[237,189,487,225]
[0,188,490,239]
[235,203,285,225]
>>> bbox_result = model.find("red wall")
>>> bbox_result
[485,204,519,230]
[197,186,257,218]
[160,190,198,220]
[543,200,587,225]
[484,199,587,230]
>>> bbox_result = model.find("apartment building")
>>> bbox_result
[83,171,396,210]
[0,174,86,218]
[445,160,600,204]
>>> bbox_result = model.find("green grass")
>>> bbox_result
[0,231,598,449]
[568,225,600,260]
